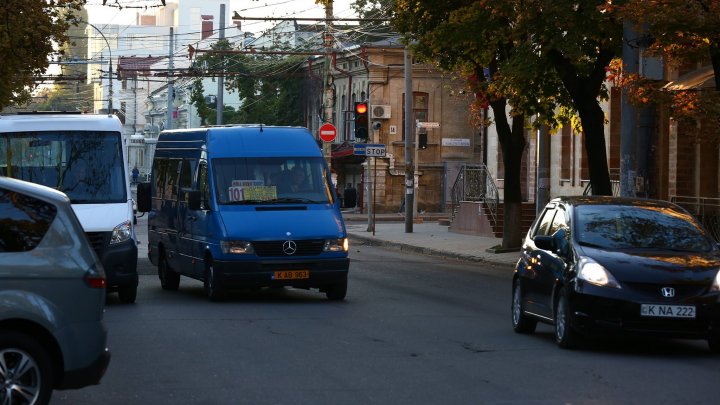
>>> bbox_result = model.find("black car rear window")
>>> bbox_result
[0,188,57,252]
[575,204,713,252]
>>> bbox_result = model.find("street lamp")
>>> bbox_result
[86,21,113,113]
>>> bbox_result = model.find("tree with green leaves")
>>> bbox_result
[0,0,85,110]
[189,39,305,126]
[384,0,622,246]
[190,79,213,126]
[392,1,538,248]
[606,0,720,141]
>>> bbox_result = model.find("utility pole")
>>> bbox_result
[404,46,414,233]
[620,20,639,197]
[536,122,550,214]
[217,4,226,125]
[166,27,174,130]
[322,1,334,165]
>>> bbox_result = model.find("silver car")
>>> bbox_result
[0,177,110,404]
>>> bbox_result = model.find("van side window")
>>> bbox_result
[163,159,181,201]
[179,159,195,189]
[153,158,168,199]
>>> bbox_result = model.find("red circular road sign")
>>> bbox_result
[319,122,337,142]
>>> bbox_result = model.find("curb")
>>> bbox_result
[348,233,512,265]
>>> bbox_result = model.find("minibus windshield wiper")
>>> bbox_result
[224,200,266,205]
[268,197,324,204]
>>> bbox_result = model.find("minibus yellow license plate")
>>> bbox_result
[273,270,310,280]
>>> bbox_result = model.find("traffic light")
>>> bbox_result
[354,102,368,140]
[418,129,428,149]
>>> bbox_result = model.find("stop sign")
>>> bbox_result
[319,122,337,142]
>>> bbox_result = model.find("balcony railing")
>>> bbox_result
[450,164,499,227]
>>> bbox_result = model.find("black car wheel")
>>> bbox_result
[512,282,537,334]
[555,289,580,349]
[158,253,180,291]
[709,333,720,354]
[0,331,54,405]
[204,260,225,302]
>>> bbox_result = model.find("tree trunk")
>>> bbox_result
[577,100,612,196]
[546,48,614,196]
[490,99,526,249]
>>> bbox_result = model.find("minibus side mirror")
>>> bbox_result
[187,190,201,211]
[136,182,151,212]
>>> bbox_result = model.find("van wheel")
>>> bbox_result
[0,331,54,405]
[118,285,137,303]
[158,254,180,291]
[204,261,225,302]
[325,279,347,301]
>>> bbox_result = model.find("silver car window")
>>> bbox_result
[0,187,57,252]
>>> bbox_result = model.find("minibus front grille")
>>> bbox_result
[253,240,325,257]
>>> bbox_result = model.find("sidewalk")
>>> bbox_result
[135,212,521,267]
[342,212,520,266]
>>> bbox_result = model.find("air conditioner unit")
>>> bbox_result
[371,105,391,119]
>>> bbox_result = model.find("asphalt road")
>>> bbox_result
[51,241,718,404]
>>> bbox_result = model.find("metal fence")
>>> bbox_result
[671,196,720,242]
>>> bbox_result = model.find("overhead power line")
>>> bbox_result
[234,16,388,23]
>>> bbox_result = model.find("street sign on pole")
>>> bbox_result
[365,144,386,157]
[416,121,440,129]
[319,122,337,142]
[353,143,386,157]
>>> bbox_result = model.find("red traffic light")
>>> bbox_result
[355,102,368,115]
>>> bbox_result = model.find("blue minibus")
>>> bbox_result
[136,125,349,301]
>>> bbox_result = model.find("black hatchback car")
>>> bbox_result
[512,196,720,352]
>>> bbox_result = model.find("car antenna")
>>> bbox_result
[260,124,263,133]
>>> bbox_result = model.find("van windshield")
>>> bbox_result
[213,157,334,205]
[0,131,127,203]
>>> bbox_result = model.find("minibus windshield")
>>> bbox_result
[213,157,334,205]
[0,131,127,203]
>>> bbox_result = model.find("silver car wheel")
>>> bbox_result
[0,348,41,405]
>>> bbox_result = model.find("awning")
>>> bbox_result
[663,65,715,91]
[331,141,354,158]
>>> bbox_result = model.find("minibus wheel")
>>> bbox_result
[325,279,347,301]
[158,252,180,291]
[204,259,225,302]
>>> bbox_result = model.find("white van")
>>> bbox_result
[0,112,138,302]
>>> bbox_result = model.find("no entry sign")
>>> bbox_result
[319,122,337,142]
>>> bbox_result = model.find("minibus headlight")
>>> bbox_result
[110,220,133,244]
[221,241,255,255]
[324,238,349,253]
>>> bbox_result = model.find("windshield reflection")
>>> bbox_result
[213,157,333,205]
[0,131,127,203]
[575,205,713,252]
